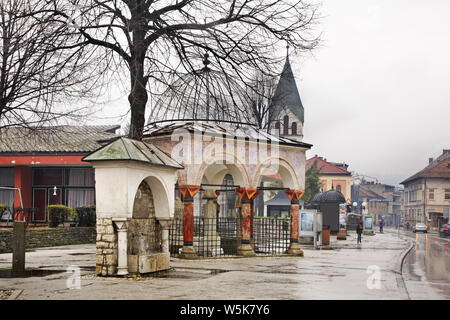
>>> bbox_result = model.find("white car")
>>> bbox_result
[413,223,428,233]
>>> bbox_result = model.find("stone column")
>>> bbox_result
[236,187,258,257]
[285,189,304,256]
[113,219,128,276]
[158,219,171,253]
[12,221,26,273]
[200,189,221,255]
[179,185,200,259]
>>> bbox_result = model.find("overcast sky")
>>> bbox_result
[297,0,450,186]
[89,0,450,187]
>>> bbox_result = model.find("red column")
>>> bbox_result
[13,166,32,221]
[178,185,200,259]
[285,189,304,256]
[249,190,259,248]
[236,187,258,256]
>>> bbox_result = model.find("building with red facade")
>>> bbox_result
[0,125,119,222]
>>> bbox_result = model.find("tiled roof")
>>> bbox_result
[306,156,351,176]
[0,125,120,153]
[144,121,313,148]
[401,150,450,184]
[358,187,385,200]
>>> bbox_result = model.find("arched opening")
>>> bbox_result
[128,181,162,256]
[283,115,289,135]
[291,122,297,135]
[217,174,238,218]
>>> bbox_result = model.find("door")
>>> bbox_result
[33,189,47,221]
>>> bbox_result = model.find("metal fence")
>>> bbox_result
[169,217,240,257]
[253,217,290,255]
[169,216,291,258]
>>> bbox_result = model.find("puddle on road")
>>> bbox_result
[0,269,65,278]
[152,268,229,279]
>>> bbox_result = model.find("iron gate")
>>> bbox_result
[169,216,291,258]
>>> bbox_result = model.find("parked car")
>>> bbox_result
[413,223,428,233]
[439,224,450,237]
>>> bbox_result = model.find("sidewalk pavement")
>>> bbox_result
[0,231,413,300]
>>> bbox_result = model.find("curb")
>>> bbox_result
[394,237,414,275]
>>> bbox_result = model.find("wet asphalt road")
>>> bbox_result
[400,229,450,299]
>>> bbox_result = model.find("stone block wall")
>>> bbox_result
[95,218,118,276]
[0,227,96,254]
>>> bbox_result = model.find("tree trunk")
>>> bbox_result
[128,68,148,140]
[127,4,148,141]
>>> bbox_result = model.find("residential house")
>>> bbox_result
[400,149,450,230]
[306,155,352,201]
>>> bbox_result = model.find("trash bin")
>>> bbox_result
[322,225,330,245]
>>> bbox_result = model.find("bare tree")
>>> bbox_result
[0,0,103,131]
[45,0,320,140]
[244,70,287,132]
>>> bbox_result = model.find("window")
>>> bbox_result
[31,167,96,210]
[33,168,63,186]
[66,189,95,208]
[429,189,434,200]
[445,189,450,200]
[0,189,15,209]
[0,168,14,186]
[336,185,342,193]
[283,115,289,135]
[66,168,95,187]
[291,122,297,135]
[274,121,280,130]
[0,168,15,210]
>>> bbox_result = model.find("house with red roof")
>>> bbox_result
[0,125,119,223]
[401,149,450,229]
[306,155,352,201]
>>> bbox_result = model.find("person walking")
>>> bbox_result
[356,220,363,244]
[379,219,384,233]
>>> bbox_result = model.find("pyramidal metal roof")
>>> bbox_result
[270,55,304,123]
[82,137,183,169]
